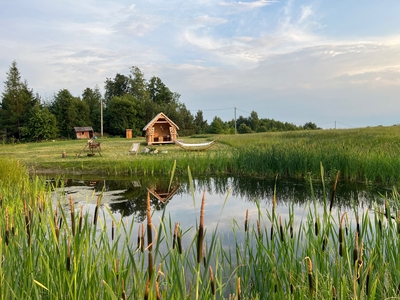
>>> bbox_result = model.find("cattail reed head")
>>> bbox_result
[177,226,182,254]
[244,209,248,232]
[279,216,284,242]
[209,266,215,295]
[290,219,293,239]
[339,212,347,243]
[66,237,71,272]
[173,222,178,249]
[93,194,102,226]
[197,191,205,265]
[5,207,9,245]
[270,224,274,241]
[304,256,314,297]
[121,278,126,300]
[315,217,319,236]
[78,206,83,234]
[257,219,261,238]
[111,220,114,241]
[322,235,327,252]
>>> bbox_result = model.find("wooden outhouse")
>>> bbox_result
[143,112,179,145]
[74,127,94,139]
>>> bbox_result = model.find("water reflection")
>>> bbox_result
[50,175,390,224]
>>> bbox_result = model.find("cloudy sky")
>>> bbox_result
[1,0,400,129]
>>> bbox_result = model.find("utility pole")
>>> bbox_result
[100,99,103,136]
[234,107,237,134]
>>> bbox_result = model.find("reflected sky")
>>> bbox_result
[50,175,394,251]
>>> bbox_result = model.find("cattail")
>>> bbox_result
[274,269,277,293]
[111,220,115,241]
[257,219,261,238]
[173,222,178,249]
[144,279,150,300]
[66,237,71,272]
[59,215,63,229]
[197,191,205,265]
[289,273,294,294]
[141,223,145,253]
[5,207,9,245]
[11,215,15,236]
[237,277,241,300]
[121,278,127,300]
[115,258,119,281]
[270,224,274,241]
[385,200,389,219]
[339,213,347,243]
[244,209,248,232]
[315,217,319,236]
[290,219,293,239]
[203,244,207,267]
[93,194,101,226]
[146,192,153,280]
[78,207,83,234]
[177,225,182,254]
[209,266,215,295]
[304,257,314,297]
[366,266,371,296]
[356,211,360,235]
[70,196,75,236]
[279,216,284,242]
[24,200,31,245]
[330,171,340,213]
[322,235,327,252]
[332,286,337,300]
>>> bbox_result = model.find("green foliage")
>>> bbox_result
[237,123,252,134]
[50,89,91,138]
[104,95,143,136]
[82,86,102,132]
[23,104,58,141]
[0,61,37,140]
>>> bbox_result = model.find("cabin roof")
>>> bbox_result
[142,112,179,131]
[74,126,94,132]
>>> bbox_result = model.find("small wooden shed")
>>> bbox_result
[143,112,179,145]
[74,127,94,139]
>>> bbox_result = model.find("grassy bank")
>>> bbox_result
[1,126,400,182]
[1,160,400,298]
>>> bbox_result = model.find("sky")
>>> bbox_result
[1,0,400,129]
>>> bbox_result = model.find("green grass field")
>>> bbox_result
[1,125,400,182]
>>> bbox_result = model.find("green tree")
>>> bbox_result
[23,104,58,141]
[104,95,142,136]
[238,123,252,134]
[209,116,225,134]
[0,61,37,140]
[248,111,260,132]
[147,76,175,105]
[50,89,90,138]
[104,73,131,103]
[194,110,208,134]
[82,86,102,132]
[130,66,150,102]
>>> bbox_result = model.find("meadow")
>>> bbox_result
[1,125,400,183]
[1,156,400,299]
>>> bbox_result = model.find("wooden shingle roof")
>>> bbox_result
[74,127,94,132]
[142,112,179,131]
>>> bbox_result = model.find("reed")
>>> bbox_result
[2,160,400,298]
[3,126,400,183]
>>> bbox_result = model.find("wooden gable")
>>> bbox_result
[143,112,179,145]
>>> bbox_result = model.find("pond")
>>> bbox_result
[50,174,392,249]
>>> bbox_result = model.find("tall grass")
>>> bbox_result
[2,160,400,298]
[2,126,400,183]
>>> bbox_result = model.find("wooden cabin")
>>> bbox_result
[74,127,94,139]
[143,112,179,145]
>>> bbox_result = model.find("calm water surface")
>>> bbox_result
[49,175,392,245]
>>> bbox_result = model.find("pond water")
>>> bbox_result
[49,174,392,248]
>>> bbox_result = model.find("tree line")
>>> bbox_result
[0,61,320,142]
